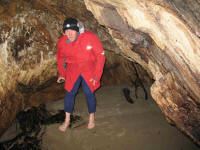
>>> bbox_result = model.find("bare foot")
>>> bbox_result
[59,121,70,132]
[88,121,95,129]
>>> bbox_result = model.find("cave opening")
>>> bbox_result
[0,0,200,149]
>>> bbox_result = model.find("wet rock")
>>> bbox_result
[0,122,21,143]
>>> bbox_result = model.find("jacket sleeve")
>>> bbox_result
[56,41,66,78]
[91,34,106,81]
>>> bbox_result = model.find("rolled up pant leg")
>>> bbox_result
[81,75,96,114]
[64,76,81,113]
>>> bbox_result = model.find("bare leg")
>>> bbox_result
[88,113,95,129]
[59,112,70,132]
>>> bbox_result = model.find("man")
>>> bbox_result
[56,17,105,131]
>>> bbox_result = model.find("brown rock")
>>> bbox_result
[8,2,17,17]
[0,5,4,14]
[84,0,200,145]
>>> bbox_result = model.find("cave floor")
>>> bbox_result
[42,85,199,150]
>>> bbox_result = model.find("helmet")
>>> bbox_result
[62,17,79,33]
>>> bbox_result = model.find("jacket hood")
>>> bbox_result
[78,21,85,34]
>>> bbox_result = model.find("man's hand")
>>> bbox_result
[57,77,65,83]
[89,78,98,86]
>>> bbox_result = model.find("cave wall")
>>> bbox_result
[0,0,152,136]
[84,0,200,145]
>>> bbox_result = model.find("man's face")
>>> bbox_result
[65,29,78,42]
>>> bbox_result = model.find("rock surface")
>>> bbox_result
[84,0,200,145]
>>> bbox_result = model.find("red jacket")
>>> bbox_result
[57,30,105,92]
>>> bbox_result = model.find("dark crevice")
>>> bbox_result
[131,62,148,100]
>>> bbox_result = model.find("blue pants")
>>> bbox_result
[64,75,96,114]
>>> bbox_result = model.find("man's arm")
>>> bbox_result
[56,41,66,83]
[91,34,105,82]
